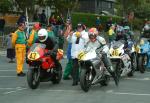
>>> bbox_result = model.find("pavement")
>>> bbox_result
[1,51,150,103]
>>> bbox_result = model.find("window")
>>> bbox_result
[108,2,112,9]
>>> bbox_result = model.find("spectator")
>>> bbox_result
[58,29,64,49]
[47,24,55,39]
[67,23,89,86]
[63,19,73,80]
[27,23,41,47]
[33,10,40,22]
[40,10,47,26]
[0,16,5,32]
[95,16,102,31]
[49,15,56,25]
[6,33,15,63]
[105,17,113,32]
[108,24,116,43]
[120,17,129,27]
[17,12,26,25]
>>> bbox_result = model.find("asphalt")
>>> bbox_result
[0,51,150,103]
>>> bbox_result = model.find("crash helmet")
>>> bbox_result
[144,24,150,31]
[88,27,98,42]
[116,26,124,35]
[38,28,48,42]
[124,26,130,31]
[124,26,131,34]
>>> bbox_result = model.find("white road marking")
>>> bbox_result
[125,77,150,81]
[0,88,13,90]
[0,70,28,72]
[106,90,113,93]
[110,91,150,96]
[47,89,80,93]
[3,87,27,95]
[0,76,17,78]
[106,90,150,96]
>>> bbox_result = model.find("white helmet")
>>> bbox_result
[144,24,150,31]
[38,28,48,42]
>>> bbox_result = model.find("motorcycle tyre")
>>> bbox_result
[27,68,40,89]
[138,55,148,73]
[100,75,110,86]
[128,53,137,77]
[51,63,62,84]
[80,69,91,92]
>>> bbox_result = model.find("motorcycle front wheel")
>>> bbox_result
[27,68,40,89]
[116,60,122,79]
[80,69,92,92]
[138,54,148,73]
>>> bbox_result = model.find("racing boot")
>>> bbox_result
[108,66,119,86]
[102,54,119,86]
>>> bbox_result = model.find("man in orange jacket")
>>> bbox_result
[12,23,26,76]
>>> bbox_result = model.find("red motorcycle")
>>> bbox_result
[26,43,63,89]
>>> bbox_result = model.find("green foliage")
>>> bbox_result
[15,0,35,12]
[71,12,143,30]
[130,18,143,30]
[46,0,79,14]
[0,0,12,15]
[71,12,122,28]
[134,0,150,19]
[115,0,150,19]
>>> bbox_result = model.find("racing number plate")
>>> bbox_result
[29,52,37,60]
[112,49,119,56]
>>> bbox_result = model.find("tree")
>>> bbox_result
[13,0,79,19]
[0,0,13,15]
[115,0,150,19]
[134,0,150,19]
[115,0,140,16]
[46,0,79,15]
[14,0,35,12]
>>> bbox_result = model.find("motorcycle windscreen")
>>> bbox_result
[27,43,46,61]
[81,50,97,60]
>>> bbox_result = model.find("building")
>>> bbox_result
[77,0,116,15]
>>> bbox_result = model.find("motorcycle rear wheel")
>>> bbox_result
[27,68,40,89]
[128,53,137,77]
[80,69,92,92]
[100,75,110,86]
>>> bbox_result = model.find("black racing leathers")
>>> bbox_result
[36,37,59,70]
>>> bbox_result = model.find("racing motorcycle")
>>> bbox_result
[109,40,137,77]
[26,43,63,89]
[136,38,150,73]
[78,46,110,92]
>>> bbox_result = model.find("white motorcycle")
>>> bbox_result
[78,46,110,92]
[109,40,134,77]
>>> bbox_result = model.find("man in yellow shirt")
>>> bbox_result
[12,23,26,76]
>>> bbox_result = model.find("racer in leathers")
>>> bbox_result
[86,28,119,86]
[36,29,60,72]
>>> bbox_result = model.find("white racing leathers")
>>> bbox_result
[84,36,112,75]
